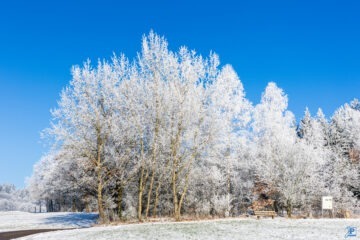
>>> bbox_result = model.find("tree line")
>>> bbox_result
[28,32,359,222]
[0,184,35,212]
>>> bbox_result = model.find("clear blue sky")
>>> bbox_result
[0,0,359,187]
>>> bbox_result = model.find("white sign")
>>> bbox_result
[322,196,333,210]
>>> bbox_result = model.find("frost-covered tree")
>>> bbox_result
[0,184,35,212]
[136,33,223,221]
[28,31,359,222]
[45,58,129,221]
[203,64,252,217]
[32,31,256,221]
[252,83,318,217]
[325,101,360,210]
[297,108,331,213]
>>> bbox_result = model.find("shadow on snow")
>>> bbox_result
[41,213,98,228]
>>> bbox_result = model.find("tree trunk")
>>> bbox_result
[172,164,180,221]
[153,153,171,217]
[96,149,105,221]
[95,121,106,222]
[226,150,231,217]
[97,175,105,220]
[286,199,292,218]
[137,139,147,222]
[117,184,124,219]
[175,170,191,221]
[145,170,155,218]
[46,199,54,212]
[174,205,181,221]
[85,195,90,213]
[145,116,160,219]
[171,162,190,222]
[152,180,162,217]
[138,170,144,221]
[72,197,76,212]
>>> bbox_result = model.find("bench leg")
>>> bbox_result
[272,215,274,219]
[257,216,260,220]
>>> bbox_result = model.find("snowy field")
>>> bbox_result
[0,211,98,232]
[15,217,360,240]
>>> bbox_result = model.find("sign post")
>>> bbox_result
[322,196,333,218]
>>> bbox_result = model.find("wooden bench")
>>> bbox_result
[254,210,276,219]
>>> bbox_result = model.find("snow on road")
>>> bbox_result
[0,211,98,232]
[16,218,360,240]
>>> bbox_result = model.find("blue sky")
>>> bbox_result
[0,0,359,187]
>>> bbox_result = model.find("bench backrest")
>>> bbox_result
[254,211,276,216]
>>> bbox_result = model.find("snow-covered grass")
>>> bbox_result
[0,211,98,232]
[17,217,360,240]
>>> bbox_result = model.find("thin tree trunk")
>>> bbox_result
[172,164,180,221]
[286,199,292,218]
[145,170,155,218]
[145,112,160,219]
[175,165,192,221]
[153,154,171,217]
[226,147,231,217]
[72,197,76,212]
[85,195,90,213]
[92,113,106,222]
[171,118,184,221]
[174,206,181,221]
[138,166,144,221]
[117,184,124,219]
[96,139,105,221]
[152,179,162,217]
[137,139,147,222]
[97,171,105,220]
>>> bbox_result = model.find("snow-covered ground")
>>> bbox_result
[16,217,360,240]
[0,211,98,232]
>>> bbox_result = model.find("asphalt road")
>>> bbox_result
[0,229,72,240]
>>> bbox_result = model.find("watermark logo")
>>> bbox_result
[345,226,357,238]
